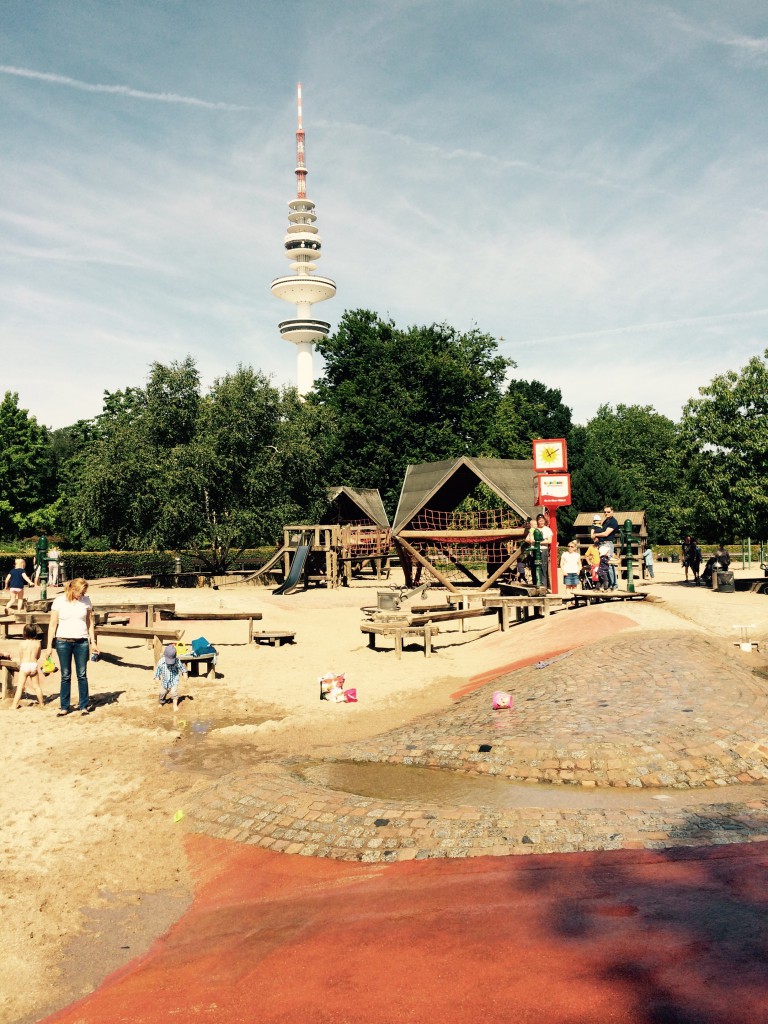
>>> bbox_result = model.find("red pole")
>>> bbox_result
[549,507,558,594]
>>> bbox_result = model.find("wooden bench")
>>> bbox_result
[179,652,216,679]
[251,630,296,647]
[409,607,500,633]
[0,658,19,700]
[158,610,263,643]
[0,615,23,640]
[95,625,185,662]
[571,591,648,609]
[360,622,439,659]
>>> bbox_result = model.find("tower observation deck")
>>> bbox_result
[271,83,336,396]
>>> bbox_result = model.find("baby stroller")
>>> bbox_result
[579,559,598,591]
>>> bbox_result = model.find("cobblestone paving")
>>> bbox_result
[188,631,768,860]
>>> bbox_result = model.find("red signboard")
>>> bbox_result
[534,472,572,507]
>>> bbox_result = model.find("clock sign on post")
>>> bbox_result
[532,438,571,596]
[532,438,568,473]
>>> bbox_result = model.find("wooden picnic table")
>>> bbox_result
[158,610,263,643]
[9,609,110,645]
[95,603,176,627]
[95,624,185,662]
[360,622,439,659]
[481,595,571,630]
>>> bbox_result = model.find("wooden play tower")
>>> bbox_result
[392,457,537,594]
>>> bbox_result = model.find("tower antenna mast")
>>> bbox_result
[271,84,336,396]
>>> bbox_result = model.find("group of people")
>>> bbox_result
[681,536,731,587]
[3,573,187,715]
[516,505,622,594]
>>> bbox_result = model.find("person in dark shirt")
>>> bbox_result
[592,506,620,590]
[701,545,730,587]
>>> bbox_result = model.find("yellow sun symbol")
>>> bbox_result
[541,445,560,464]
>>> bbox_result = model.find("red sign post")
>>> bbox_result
[533,440,571,595]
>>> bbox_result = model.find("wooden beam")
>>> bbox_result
[436,545,483,586]
[398,528,525,540]
[480,544,523,593]
[395,537,459,593]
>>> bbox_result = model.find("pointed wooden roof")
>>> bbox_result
[325,486,390,528]
[392,457,536,535]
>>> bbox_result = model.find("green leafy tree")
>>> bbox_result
[0,392,54,538]
[680,350,768,541]
[314,310,512,511]
[61,363,200,548]
[572,404,684,542]
[486,379,574,459]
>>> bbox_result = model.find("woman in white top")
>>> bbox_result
[46,578,99,717]
[526,514,553,589]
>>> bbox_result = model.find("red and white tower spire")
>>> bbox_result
[271,83,336,396]
[295,82,306,200]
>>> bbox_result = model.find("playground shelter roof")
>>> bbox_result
[573,511,648,537]
[392,457,536,535]
[325,486,390,528]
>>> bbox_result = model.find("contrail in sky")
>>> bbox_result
[0,64,248,109]
[517,308,768,346]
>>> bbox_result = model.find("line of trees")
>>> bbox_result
[3,310,767,565]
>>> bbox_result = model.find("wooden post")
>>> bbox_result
[394,537,460,593]
[479,544,523,592]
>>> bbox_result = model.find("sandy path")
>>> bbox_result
[1,563,765,1023]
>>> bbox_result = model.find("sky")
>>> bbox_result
[1,0,767,431]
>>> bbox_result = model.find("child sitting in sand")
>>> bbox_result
[154,644,187,711]
[5,558,34,612]
[11,625,45,710]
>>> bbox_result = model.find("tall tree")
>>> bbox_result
[314,310,512,511]
[0,392,54,537]
[485,379,574,459]
[680,350,768,541]
[572,404,684,542]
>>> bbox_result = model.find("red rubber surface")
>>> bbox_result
[45,834,768,1023]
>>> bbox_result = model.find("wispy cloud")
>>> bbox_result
[0,64,249,109]
[665,9,768,65]
[517,308,768,347]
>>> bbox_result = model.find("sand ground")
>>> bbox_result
[2,560,767,1024]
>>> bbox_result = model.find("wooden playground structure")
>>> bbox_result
[279,520,392,589]
[246,486,393,592]
[392,457,536,595]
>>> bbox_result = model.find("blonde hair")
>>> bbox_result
[14,557,25,568]
[64,578,89,601]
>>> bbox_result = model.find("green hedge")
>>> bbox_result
[1,547,279,582]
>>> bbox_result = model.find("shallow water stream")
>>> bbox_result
[299,760,768,811]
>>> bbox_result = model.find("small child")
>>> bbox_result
[5,558,34,612]
[154,644,187,711]
[643,544,655,579]
[597,542,612,591]
[11,624,45,710]
[560,541,582,593]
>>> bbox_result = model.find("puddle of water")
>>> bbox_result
[160,713,282,775]
[299,760,768,811]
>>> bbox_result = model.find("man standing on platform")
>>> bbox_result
[592,506,620,590]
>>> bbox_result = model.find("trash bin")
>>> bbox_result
[714,571,735,593]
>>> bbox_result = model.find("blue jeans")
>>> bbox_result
[55,638,90,711]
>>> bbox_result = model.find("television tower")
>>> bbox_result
[271,83,336,396]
